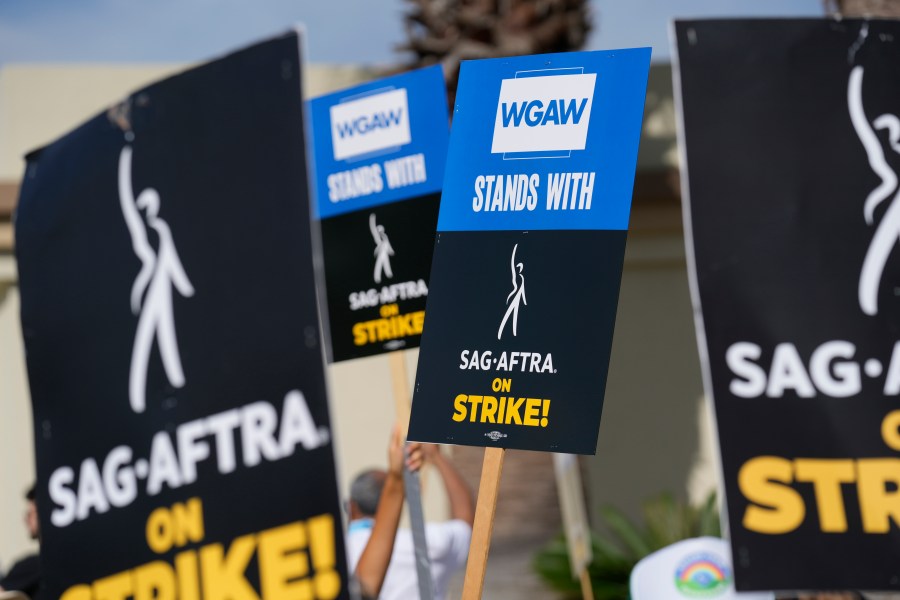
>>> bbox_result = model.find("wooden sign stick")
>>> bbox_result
[579,567,595,600]
[388,350,435,600]
[461,446,505,600]
[388,351,412,432]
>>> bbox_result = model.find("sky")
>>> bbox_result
[0,0,825,69]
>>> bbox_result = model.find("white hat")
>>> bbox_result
[629,537,774,600]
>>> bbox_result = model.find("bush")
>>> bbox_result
[533,491,721,600]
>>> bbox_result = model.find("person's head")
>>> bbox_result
[348,469,387,520]
[25,484,39,540]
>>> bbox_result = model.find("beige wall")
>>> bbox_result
[581,63,719,526]
[0,258,36,567]
[328,349,450,526]
[587,208,717,525]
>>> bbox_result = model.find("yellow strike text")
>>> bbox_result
[452,394,549,427]
[60,498,341,600]
[352,309,424,346]
[738,409,900,536]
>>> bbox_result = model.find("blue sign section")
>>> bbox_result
[437,48,650,232]
[309,65,449,220]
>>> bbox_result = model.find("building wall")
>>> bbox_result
[588,211,717,527]
[0,260,36,569]
[581,63,720,527]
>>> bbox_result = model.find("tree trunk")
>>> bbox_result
[393,0,592,109]
[831,0,900,16]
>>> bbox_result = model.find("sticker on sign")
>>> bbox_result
[491,72,596,156]
[330,88,412,161]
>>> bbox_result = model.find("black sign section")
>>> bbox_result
[320,193,439,361]
[676,18,900,591]
[409,230,626,454]
[15,32,349,599]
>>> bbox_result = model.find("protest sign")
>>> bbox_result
[675,18,900,590]
[15,32,349,599]
[309,67,452,599]
[309,66,449,362]
[408,49,651,456]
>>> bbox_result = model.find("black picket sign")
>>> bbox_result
[676,18,900,591]
[15,32,349,599]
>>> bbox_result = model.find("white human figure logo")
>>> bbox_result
[848,65,900,316]
[118,146,195,413]
[498,243,527,340]
[370,213,394,284]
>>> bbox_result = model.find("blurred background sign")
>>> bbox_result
[675,17,900,591]
[15,31,349,599]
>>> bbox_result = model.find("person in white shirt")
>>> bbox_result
[347,436,475,600]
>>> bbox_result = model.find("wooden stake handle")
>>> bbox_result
[387,350,434,599]
[388,351,411,435]
[579,566,595,600]
[461,447,505,599]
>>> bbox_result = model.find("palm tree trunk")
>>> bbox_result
[830,0,900,16]
[395,0,592,108]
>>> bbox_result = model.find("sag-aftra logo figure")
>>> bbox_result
[118,146,194,414]
[498,243,527,339]
[369,213,395,284]
[849,65,900,317]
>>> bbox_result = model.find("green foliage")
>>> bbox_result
[533,491,721,600]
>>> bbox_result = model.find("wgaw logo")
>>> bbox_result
[118,146,194,414]
[848,66,900,316]
[491,71,596,156]
[498,244,527,339]
[330,88,411,161]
